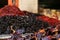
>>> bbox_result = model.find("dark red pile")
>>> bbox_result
[0,5,25,16]
[37,16,60,26]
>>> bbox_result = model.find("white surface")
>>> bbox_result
[19,0,38,13]
[0,34,11,39]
